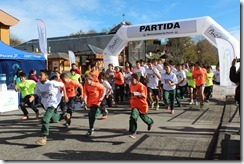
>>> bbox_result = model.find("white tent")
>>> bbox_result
[103,16,239,87]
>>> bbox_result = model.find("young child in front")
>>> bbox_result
[129,73,154,139]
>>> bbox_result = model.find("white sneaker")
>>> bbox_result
[189,100,194,105]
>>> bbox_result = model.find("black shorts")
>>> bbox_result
[147,87,159,96]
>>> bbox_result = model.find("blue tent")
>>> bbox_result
[0,41,46,87]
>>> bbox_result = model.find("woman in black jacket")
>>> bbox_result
[229,58,240,106]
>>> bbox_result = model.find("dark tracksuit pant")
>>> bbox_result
[204,85,213,101]
[88,105,107,130]
[20,95,39,116]
[163,89,177,110]
[41,106,64,136]
[129,108,154,134]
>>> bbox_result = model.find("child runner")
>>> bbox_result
[145,60,161,110]
[98,73,112,119]
[83,74,106,136]
[60,73,83,127]
[161,62,178,114]
[16,72,39,120]
[30,69,69,146]
[129,73,154,139]
[192,61,207,108]
[186,64,197,105]
[204,66,214,103]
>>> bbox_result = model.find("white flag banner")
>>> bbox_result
[216,38,235,87]
[36,19,47,59]
[68,50,76,68]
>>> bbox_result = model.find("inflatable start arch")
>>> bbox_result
[103,16,239,87]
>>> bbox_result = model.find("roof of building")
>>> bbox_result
[48,52,69,60]
[0,9,19,26]
[108,21,131,34]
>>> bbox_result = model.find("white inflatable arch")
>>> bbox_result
[103,16,239,87]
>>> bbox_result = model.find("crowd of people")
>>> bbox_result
[13,59,224,145]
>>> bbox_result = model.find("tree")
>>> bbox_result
[166,37,194,64]
[195,39,218,66]
[69,29,85,36]
[10,35,24,46]
[87,30,97,34]
[165,37,218,65]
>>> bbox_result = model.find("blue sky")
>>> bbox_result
[0,0,241,42]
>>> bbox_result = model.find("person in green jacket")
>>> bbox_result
[16,72,39,120]
[204,66,214,103]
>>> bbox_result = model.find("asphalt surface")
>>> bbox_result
[0,97,241,161]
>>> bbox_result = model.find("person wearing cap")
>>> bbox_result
[83,74,106,136]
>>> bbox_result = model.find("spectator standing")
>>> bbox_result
[28,69,39,82]
[71,63,81,75]
[213,65,220,85]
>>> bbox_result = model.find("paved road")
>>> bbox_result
[0,97,240,160]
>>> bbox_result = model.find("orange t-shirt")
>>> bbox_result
[89,70,99,82]
[83,82,105,107]
[64,80,83,98]
[129,82,148,114]
[114,72,124,85]
[192,68,207,86]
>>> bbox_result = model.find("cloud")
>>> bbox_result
[2,0,103,41]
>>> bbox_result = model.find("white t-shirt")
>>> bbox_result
[34,80,64,110]
[214,70,220,83]
[102,80,112,95]
[145,68,160,89]
[154,64,164,74]
[175,70,187,86]
[124,72,133,85]
[133,66,146,77]
[161,72,178,90]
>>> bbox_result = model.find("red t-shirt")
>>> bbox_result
[83,82,105,107]
[192,68,207,86]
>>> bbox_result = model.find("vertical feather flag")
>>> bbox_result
[36,19,47,60]
[68,50,76,68]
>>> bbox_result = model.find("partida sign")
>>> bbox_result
[127,20,197,38]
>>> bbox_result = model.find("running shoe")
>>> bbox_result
[35,136,47,146]
[129,132,136,139]
[86,129,94,136]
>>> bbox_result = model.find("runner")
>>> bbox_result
[83,74,106,136]
[129,73,154,139]
[60,73,83,127]
[15,72,39,120]
[31,69,69,146]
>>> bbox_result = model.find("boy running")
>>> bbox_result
[129,73,154,139]
[83,74,106,136]
[15,72,39,120]
[30,70,69,145]
[60,73,83,127]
